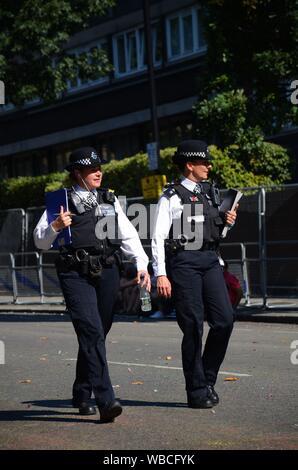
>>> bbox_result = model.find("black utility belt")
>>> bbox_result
[56,249,116,277]
[165,239,219,255]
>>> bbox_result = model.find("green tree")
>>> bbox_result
[0,0,116,106]
[198,0,298,134]
[193,0,296,184]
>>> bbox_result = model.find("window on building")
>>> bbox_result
[66,40,109,92]
[166,6,206,61]
[113,23,162,78]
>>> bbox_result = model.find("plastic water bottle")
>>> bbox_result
[139,280,152,312]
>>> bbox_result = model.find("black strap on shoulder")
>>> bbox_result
[97,188,116,204]
[172,184,192,203]
[162,185,178,200]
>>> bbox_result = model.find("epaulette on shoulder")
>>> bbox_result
[98,187,116,203]
[162,183,178,199]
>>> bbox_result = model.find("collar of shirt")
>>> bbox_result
[73,184,97,199]
[180,177,200,193]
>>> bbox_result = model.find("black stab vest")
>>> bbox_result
[64,188,121,256]
[165,183,224,243]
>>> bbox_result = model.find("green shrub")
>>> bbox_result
[0,144,290,210]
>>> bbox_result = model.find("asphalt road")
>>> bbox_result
[0,314,297,450]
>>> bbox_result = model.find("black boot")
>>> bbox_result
[98,400,123,422]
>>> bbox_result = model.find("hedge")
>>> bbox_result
[0,144,290,210]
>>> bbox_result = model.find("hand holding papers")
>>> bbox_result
[219,189,243,238]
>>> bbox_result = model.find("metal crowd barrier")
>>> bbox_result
[1,240,297,306]
[0,251,64,305]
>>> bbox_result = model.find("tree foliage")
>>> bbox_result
[193,0,296,184]
[198,0,298,134]
[0,0,116,105]
[0,146,290,210]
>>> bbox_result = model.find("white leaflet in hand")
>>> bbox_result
[220,189,243,238]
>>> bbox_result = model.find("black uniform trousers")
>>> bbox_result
[58,264,120,407]
[168,249,234,401]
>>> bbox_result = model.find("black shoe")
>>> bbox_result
[72,398,96,415]
[207,385,219,405]
[78,402,97,415]
[187,396,213,409]
[98,400,123,423]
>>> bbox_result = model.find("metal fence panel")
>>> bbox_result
[0,209,25,253]
[40,251,62,297]
[265,185,298,243]
[13,252,41,299]
[0,253,14,303]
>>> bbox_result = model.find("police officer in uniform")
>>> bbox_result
[34,147,150,422]
[151,140,237,409]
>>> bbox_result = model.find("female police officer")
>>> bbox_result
[151,140,237,409]
[34,147,150,422]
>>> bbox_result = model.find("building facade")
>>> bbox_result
[0,0,208,178]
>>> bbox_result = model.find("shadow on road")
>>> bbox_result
[0,399,186,425]
[21,398,186,409]
[0,313,71,322]
[0,312,177,323]
[0,408,99,424]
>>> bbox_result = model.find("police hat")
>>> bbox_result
[172,140,212,164]
[65,147,105,171]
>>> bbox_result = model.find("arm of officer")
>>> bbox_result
[33,206,72,251]
[151,196,173,298]
[114,197,150,290]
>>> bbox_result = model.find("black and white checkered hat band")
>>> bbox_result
[77,158,93,165]
[179,151,208,158]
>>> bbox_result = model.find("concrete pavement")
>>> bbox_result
[0,318,297,450]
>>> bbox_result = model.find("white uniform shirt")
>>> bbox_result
[151,177,227,277]
[33,186,149,272]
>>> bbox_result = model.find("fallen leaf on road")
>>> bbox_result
[39,336,48,341]
[39,357,47,361]
[128,368,133,374]
[224,377,239,381]
[165,356,172,360]
[112,385,120,389]
[19,379,32,384]
[131,380,144,385]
